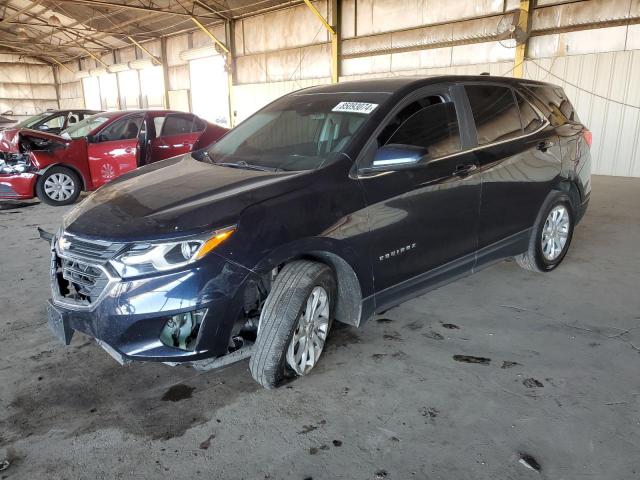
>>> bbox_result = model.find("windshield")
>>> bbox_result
[205,93,389,171]
[15,112,51,128]
[61,114,111,139]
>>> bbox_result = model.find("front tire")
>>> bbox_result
[249,260,336,389]
[516,191,574,272]
[36,166,81,206]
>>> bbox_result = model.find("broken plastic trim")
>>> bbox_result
[159,308,207,351]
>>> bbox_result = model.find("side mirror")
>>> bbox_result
[38,124,50,131]
[86,134,96,143]
[370,144,426,169]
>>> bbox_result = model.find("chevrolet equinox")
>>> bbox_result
[46,76,591,388]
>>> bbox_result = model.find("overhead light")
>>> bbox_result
[180,45,217,61]
[89,68,107,77]
[108,63,130,73]
[129,59,153,70]
[49,15,62,26]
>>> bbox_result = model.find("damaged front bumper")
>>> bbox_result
[46,232,258,364]
[0,172,37,199]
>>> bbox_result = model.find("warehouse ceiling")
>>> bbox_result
[0,0,300,64]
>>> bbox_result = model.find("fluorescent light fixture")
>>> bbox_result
[89,68,107,77]
[129,59,154,70]
[108,63,129,73]
[180,46,218,61]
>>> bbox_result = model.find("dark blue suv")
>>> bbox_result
[47,76,591,388]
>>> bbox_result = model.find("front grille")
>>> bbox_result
[52,232,124,308]
[58,233,125,263]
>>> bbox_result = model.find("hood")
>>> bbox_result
[63,154,309,240]
[0,128,69,153]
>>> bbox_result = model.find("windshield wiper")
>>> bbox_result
[214,160,278,172]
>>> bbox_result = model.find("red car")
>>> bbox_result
[0,110,228,206]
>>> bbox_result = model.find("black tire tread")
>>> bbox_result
[249,260,332,389]
[516,191,573,273]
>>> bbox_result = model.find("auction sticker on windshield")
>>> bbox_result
[332,102,378,114]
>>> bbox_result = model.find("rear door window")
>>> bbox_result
[465,85,522,145]
[160,114,193,137]
[382,96,461,161]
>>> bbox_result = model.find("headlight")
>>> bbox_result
[110,226,235,277]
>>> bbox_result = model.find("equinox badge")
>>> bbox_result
[379,243,417,261]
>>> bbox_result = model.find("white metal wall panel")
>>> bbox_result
[524,52,640,177]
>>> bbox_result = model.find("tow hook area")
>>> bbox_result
[37,227,54,242]
[96,339,132,366]
[190,340,254,371]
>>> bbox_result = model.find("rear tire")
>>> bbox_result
[516,191,574,272]
[249,260,336,389]
[36,166,81,206]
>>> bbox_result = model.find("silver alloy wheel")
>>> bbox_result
[286,286,330,375]
[541,205,570,261]
[43,173,75,201]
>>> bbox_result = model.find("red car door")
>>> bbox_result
[87,114,143,188]
[149,113,201,162]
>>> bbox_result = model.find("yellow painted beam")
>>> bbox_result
[49,57,74,74]
[74,41,109,69]
[303,0,338,83]
[128,36,162,65]
[303,0,335,35]
[513,0,530,78]
[190,17,230,54]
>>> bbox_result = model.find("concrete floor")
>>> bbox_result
[0,175,639,479]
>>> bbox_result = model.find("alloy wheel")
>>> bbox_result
[541,205,570,261]
[286,286,330,375]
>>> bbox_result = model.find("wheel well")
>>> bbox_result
[556,180,581,215]
[36,164,86,194]
[264,251,363,327]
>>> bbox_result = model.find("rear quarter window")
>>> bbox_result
[523,85,578,126]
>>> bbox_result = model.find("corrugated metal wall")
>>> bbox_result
[0,54,58,120]
[35,0,640,177]
[524,53,640,177]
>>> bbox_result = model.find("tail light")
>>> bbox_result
[582,129,592,148]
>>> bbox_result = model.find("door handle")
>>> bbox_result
[183,143,192,148]
[125,147,133,154]
[536,140,554,152]
[157,145,170,149]
[453,164,477,177]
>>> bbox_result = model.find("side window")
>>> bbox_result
[153,116,167,137]
[98,116,143,142]
[41,114,65,130]
[161,115,193,137]
[192,117,206,133]
[525,85,576,126]
[514,92,544,133]
[465,85,522,145]
[379,95,461,161]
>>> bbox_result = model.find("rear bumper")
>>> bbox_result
[48,251,256,363]
[0,173,36,199]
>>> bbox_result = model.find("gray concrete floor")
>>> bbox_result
[0,175,639,480]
